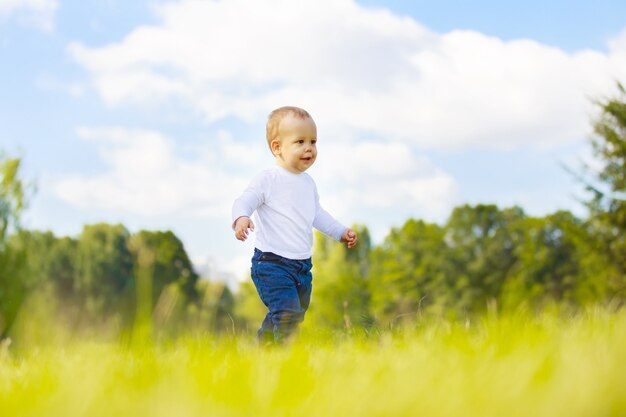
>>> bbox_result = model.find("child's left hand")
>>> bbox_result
[341,228,358,249]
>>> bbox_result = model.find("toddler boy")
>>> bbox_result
[232,106,357,343]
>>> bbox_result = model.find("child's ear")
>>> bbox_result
[270,139,281,155]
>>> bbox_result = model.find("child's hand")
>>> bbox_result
[341,228,358,249]
[234,216,255,241]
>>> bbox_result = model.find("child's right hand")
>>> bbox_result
[234,216,255,241]
[341,228,358,249]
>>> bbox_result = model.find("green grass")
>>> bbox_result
[2,309,625,417]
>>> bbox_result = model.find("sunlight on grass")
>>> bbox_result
[1,309,625,417]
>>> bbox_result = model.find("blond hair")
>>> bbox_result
[266,106,312,152]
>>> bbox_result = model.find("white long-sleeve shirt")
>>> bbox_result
[232,165,346,260]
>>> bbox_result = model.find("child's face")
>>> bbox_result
[272,114,317,173]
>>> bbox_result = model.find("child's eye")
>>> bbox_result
[298,140,305,144]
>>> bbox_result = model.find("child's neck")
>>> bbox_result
[275,160,305,175]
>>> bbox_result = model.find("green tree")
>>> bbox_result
[584,83,626,300]
[3,231,78,344]
[502,211,588,309]
[7,231,77,298]
[0,156,28,336]
[128,230,199,305]
[309,225,372,331]
[368,219,446,326]
[0,156,25,244]
[75,223,134,322]
[442,204,525,313]
[127,230,200,337]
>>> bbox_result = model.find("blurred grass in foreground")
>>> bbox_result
[1,308,625,417]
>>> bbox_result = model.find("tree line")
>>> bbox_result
[1,84,625,339]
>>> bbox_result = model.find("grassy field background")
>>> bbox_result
[1,308,625,417]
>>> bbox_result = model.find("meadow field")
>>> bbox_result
[1,308,625,417]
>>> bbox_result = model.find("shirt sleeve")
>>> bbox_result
[312,183,346,241]
[231,171,267,229]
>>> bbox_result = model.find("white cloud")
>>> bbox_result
[67,0,626,150]
[0,0,58,31]
[54,127,251,217]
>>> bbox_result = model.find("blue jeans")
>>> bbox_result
[250,248,313,343]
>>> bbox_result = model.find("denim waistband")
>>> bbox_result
[253,248,311,263]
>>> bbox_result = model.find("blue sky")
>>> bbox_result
[1,0,626,286]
